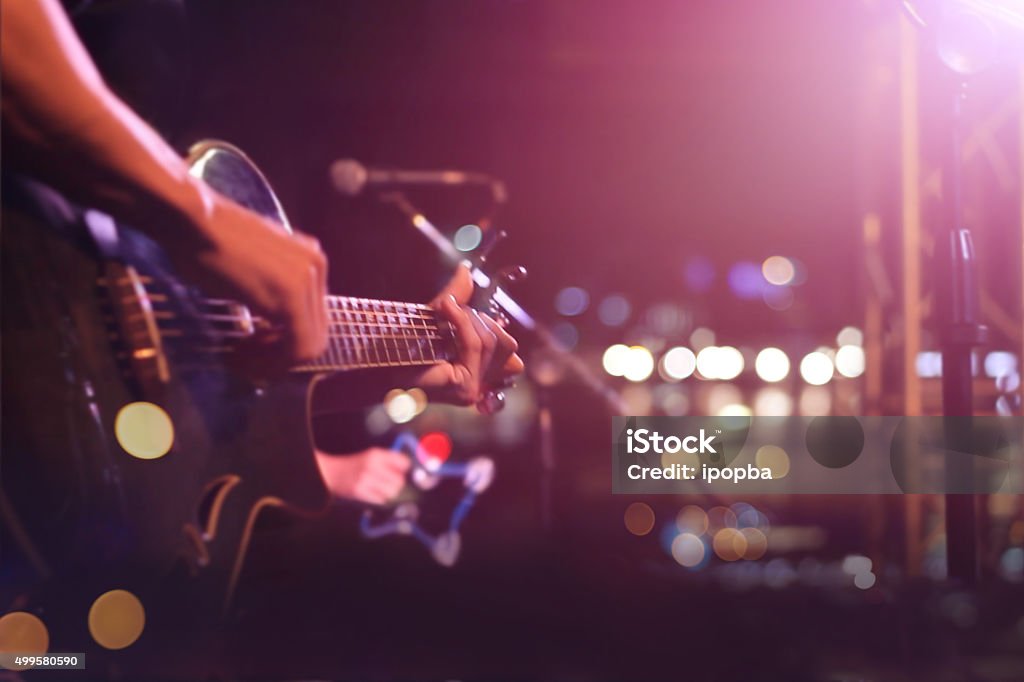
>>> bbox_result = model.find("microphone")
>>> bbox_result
[329,159,507,202]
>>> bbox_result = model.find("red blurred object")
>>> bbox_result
[417,432,452,467]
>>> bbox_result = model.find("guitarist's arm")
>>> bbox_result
[1,0,328,362]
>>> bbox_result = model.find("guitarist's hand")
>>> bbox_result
[314,448,410,505]
[1,0,330,366]
[417,266,523,407]
[171,190,330,366]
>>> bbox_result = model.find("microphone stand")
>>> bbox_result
[378,190,627,529]
[938,77,987,585]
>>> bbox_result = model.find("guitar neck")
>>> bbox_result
[291,295,454,373]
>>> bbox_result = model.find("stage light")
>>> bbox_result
[836,326,864,347]
[407,387,428,414]
[904,0,1024,74]
[707,505,738,533]
[671,532,707,568]
[623,502,656,536]
[854,571,877,590]
[718,346,744,380]
[453,224,482,252]
[735,505,770,532]
[114,402,174,460]
[842,554,872,576]
[384,389,417,423]
[984,351,1018,378]
[660,346,697,381]
[602,344,631,377]
[740,528,768,560]
[727,261,765,300]
[761,256,795,286]
[799,351,834,385]
[755,445,791,478]
[1000,547,1024,581]
[713,527,747,562]
[676,505,709,535]
[597,294,631,326]
[696,346,744,380]
[835,345,866,378]
[754,347,790,383]
[623,346,655,382]
[554,286,589,316]
[753,388,793,416]
[0,612,48,669]
[997,367,1022,391]
[89,590,145,650]
[916,351,943,378]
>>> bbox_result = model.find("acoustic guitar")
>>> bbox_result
[1,140,480,622]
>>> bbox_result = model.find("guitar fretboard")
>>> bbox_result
[292,296,454,373]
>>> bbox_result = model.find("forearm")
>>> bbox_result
[1,0,212,239]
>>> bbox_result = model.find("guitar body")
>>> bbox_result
[1,142,329,626]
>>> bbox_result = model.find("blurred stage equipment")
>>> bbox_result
[330,160,626,526]
[360,432,495,567]
[902,0,1024,584]
[330,157,508,206]
[902,0,1024,74]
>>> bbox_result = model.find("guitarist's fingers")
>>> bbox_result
[370,448,411,476]
[437,295,482,404]
[292,233,329,360]
[432,265,474,307]
[468,308,497,387]
[477,313,520,382]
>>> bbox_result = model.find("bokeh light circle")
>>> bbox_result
[755,445,791,478]
[740,527,768,560]
[602,344,631,377]
[671,533,707,568]
[713,527,747,561]
[114,402,174,460]
[835,345,865,378]
[0,611,49,669]
[623,346,655,382]
[554,286,590,317]
[800,351,834,386]
[755,347,790,383]
[624,502,656,536]
[676,505,709,535]
[453,224,482,252]
[762,256,795,285]
[660,347,697,381]
[88,590,145,650]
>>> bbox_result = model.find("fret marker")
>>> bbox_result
[114,402,174,460]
